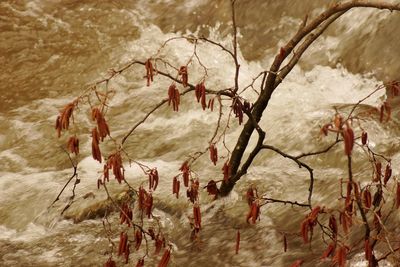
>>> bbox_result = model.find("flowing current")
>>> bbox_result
[1,1,400,266]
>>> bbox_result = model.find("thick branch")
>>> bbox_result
[222,1,400,196]
[220,111,265,194]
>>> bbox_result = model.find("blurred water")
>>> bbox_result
[1,0,400,266]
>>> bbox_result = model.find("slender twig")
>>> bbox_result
[261,144,314,207]
[295,140,342,159]
[230,0,240,94]
[261,197,310,208]
[49,147,78,208]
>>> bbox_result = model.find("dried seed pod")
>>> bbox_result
[118,232,128,256]
[179,161,190,187]
[321,243,335,259]
[103,164,109,182]
[372,187,382,208]
[334,114,342,130]
[57,102,76,135]
[91,107,100,121]
[232,98,244,125]
[361,131,368,145]
[157,248,171,267]
[168,83,180,111]
[145,193,153,218]
[145,59,154,86]
[236,230,240,254]
[200,82,207,110]
[345,181,352,205]
[333,246,347,267]
[195,83,202,102]
[91,108,110,141]
[375,161,382,182]
[342,126,354,156]
[97,179,103,189]
[174,88,180,111]
[339,212,350,235]
[222,161,230,182]
[246,187,255,206]
[209,143,218,165]
[193,204,201,229]
[138,186,146,211]
[397,182,400,209]
[179,66,188,87]
[329,215,338,239]
[363,188,372,209]
[353,182,360,200]
[55,116,62,137]
[152,168,159,190]
[149,172,154,190]
[67,136,79,155]
[155,235,163,255]
[124,244,130,264]
[186,179,199,203]
[120,203,130,225]
[207,98,214,111]
[300,219,309,244]
[320,123,332,136]
[246,201,260,224]
[148,168,159,191]
[135,230,142,251]
[172,176,180,198]
[136,258,145,267]
[300,206,321,243]
[337,246,347,267]
[104,258,116,267]
[91,128,102,163]
[167,84,181,112]
[98,118,110,141]
[309,206,321,221]
[107,152,124,183]
[384,163,392,185]
[148,228,156,240]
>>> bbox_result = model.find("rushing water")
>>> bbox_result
[1,1,400,266]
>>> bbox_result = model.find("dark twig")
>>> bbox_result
[49,147,78,208]
[261,197,310,208]
[261,144,314,207]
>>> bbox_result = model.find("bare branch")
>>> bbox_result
[261,197,310,208]
[261,144,314,207]
[295,140,342,159]
[49,147,78,208]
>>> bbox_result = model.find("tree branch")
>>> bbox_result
[261,145,314,207]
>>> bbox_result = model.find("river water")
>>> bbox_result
[1,1,400,266]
